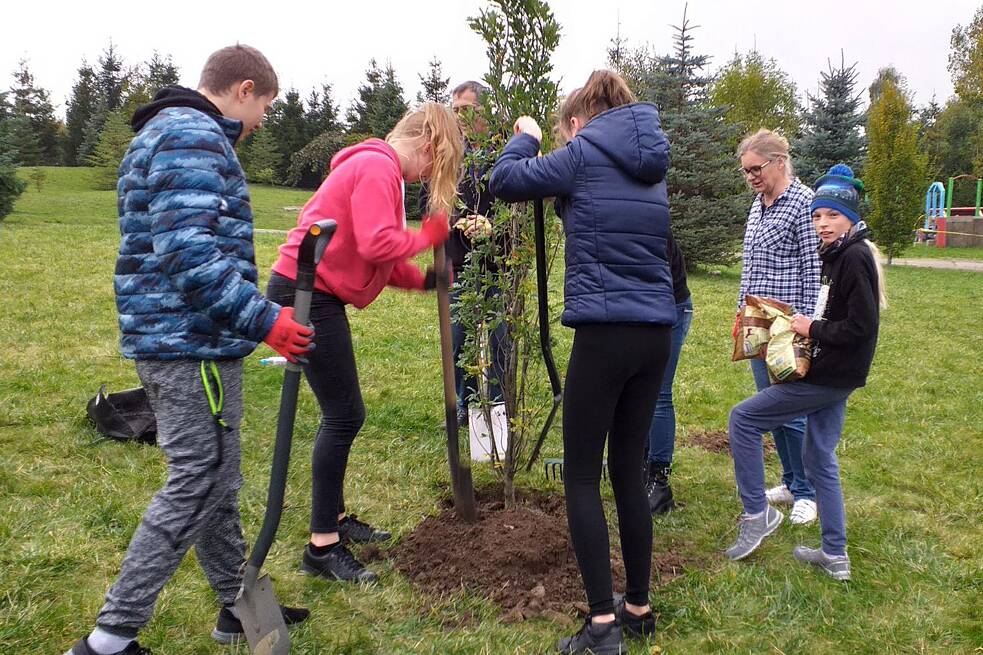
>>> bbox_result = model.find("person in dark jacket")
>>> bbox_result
[439,80,510,425]
[724,164,886,583]
[644,233,692,515]
[490,70,674,655]
[65,46,312,655]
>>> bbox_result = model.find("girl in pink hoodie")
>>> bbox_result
[268,102,462,583]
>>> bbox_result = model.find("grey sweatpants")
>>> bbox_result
[96,359,246,637]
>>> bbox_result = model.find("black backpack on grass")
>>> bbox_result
[86,384,157,445]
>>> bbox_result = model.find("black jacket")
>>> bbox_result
[421,145,501,276]
[806,226,880,388]
[667,232,690,304]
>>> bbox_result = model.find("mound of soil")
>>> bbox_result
[683,429,775,454]
[376,488,696,622]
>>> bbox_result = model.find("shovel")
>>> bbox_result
[434,243,477,522]
[235,219,337,655]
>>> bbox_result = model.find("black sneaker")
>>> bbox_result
[211,605,311,644]
[614,595,656,638]
[301,542,379,583]
[555,617,625,654]
[65,638,151,655]
[646,462,675,516]
[338,514,392,543]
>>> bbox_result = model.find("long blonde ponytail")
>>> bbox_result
[863,240,889,309]
[387,103,463,215]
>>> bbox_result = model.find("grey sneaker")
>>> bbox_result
[793,546,851,581]
[724,505,784,560]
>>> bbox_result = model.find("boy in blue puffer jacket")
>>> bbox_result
[66,45,312,655]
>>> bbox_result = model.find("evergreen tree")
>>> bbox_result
[286,131,352,188]
[9,60,61,164]
[96,43,126,112]
[2,116,41,166]
[346,60,408,137]
[266,89,308,179]
[612,7,746,268]
[865,79,927,262]
[121,52,181,118]
[417,56,450,104]
[241,126,281,185]
[795,53,866,185]
[78,96,109,164]
[64,60,99,165]
[0,129,28,221]
[304,83,339,138]
[85,110,133,190]
[711,50,801,142]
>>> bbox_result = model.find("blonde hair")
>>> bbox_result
[737,128,794,177]
[556,69,636,144]
[387,103,463,215]
[863,240,889,309]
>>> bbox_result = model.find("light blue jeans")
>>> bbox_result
[729,381,854,555]
[750,358,816,501]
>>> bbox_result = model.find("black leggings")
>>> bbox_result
[563,323,670,615]
[266,273,365,534]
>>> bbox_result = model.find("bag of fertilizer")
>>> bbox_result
[731,295,793,361]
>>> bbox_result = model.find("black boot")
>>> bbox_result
[645,461,675,516]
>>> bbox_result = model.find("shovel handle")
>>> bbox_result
[248,220,336,570]
[434,243,477,522]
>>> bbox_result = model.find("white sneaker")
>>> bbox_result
[789,499,818,525]
[765,484,794,506]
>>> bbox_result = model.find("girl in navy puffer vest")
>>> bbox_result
[490,70,673,653]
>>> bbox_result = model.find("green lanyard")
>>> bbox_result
[200,361,229,430]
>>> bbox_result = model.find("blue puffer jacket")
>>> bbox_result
[489,102,675,327]
[115,87,278,360]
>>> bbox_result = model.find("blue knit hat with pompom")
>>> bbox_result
[811,163,864,224]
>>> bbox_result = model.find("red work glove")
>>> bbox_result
[732,311,742,340]
[263,307,314,363]
[423,261,454,291]
[420,212,450,246]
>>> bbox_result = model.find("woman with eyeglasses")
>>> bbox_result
[734,128,821,527]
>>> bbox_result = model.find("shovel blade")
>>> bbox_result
[234,573,290,655]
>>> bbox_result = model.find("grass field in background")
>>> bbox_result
[0,168,980,653]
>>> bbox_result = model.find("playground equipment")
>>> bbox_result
[919,175,983,247]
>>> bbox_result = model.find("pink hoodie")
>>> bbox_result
[272,138,431,308]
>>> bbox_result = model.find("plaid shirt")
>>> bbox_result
[738,178,821,315]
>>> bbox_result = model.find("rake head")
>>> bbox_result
[543,458,608,482]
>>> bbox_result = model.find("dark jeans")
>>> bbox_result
[267,273,365,534]
[729,382,854,555]
[646,297,693,464]
[563,323,671,615]
[450,286,509,413]
[750,358,816,502]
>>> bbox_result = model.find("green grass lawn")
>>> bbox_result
[907,242,983,261]
[1,168,981,654]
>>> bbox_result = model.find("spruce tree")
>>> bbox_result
[86,110,134,190]
[266,89,308,180]
[795,53,866,185]
[417,56,450,104]
[9,60,61,165]
[65,61,99,165]
[613,7,746,268]
[304,83,339,138]
[241,127,282,185]
[865,79,928,262]
[346,60,408,137]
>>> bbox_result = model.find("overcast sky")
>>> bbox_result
[3,0,977,120]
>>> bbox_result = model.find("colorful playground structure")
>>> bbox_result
[920,175,983,247]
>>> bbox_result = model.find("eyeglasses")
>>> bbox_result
[453,104,479,115]
[739,159,774,178]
